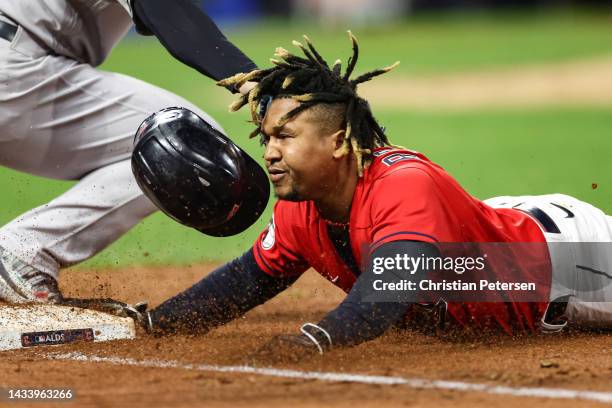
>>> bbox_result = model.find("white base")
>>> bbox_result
[0,304,135,351]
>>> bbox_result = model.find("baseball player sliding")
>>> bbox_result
[0,0,258,303]
[128,34,612,361]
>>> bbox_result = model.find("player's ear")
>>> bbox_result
[331,129,348,159]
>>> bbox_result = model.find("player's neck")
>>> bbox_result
[315,158,358,224]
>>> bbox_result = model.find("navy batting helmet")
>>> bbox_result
[131,107,270,237]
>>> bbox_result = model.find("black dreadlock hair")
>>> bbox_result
[217,31,399,176]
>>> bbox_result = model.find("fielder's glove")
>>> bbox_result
[251,323,332,364]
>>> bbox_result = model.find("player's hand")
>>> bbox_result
[251,334,320,364]
[249,323,333,364]
[60,298,153,333]
[122,301,154,333]
[238,81,257,95]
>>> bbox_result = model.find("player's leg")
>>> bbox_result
[485,194,612,330]
[563,301,612,330]
[0,39,221,303]
[0,159,152,304]
[529,195,612,330]
[561,200,612,330]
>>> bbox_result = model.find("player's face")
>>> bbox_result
[261,98,342,201]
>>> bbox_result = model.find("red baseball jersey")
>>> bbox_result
[253,147,551,334]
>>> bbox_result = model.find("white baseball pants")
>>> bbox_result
[486,194,612,331]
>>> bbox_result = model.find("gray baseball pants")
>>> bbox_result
[0,24,220,278]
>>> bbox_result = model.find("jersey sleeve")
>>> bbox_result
[130,0,258,80]
[253,202,310,278]
[370,167,452,249]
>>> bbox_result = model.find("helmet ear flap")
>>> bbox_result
[131,107,270,237]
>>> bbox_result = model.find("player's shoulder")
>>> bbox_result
[365,147,442,183]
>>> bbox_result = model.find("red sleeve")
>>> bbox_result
[253,202,310,278]
[370,167,452,249]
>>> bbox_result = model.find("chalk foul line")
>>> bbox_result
[45,352,612,404]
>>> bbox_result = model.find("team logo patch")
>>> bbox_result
[261,216,276,251]
[21,329,94,348]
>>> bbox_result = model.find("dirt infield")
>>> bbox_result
[357,56,612,109]
[0,265,610,407]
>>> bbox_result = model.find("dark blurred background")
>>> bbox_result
[201,0,612,23]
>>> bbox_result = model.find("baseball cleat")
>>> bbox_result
[0,246,62,304]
